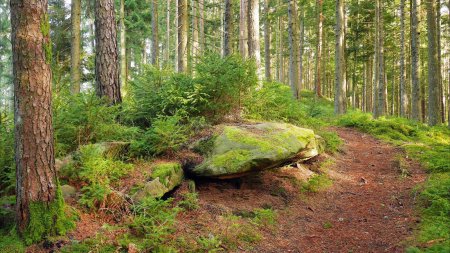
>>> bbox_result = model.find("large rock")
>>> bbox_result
[133,162,184,201]
[190,122,323,178]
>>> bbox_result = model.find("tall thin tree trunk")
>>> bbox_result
[264,0,271,81]
[70,0,81,94]
[199,0,205,53]
[374,0,385,118]
[239,0,248,58]
[400,0,407,117]
[298,5,304,93]
[151,0,159,66]
[11,0,68,241]
[178,0,188,72]
[314,0,323,97]
[192,0,199,65]
[166,0,171,65]
[411,0,420,121]
[426,0,441,125]
[288,0,298,98]
[223,0,232,56]
[335,0,346,114]
[95,0,121,104]
[119,0,127,89]
[248,0,262,79]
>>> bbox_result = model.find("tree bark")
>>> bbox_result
[95,0,121,104]
[239,0,248,58]
[298,5,304,94]
[264,0,271,81]
[70,0,81,94]
[151,0,159,66]
[178,0,188,72]
[411,0,420,121]
[335,0,346,114]
[119,0,127,89]
[426,0,441,125]
[11,0,66,242]
[247,0,262,79]
[288,0,298,98]
[199,0,205,53]
[400,0,407,117]
[373,0,385,118]
[165,0,171,65]
[314,0,323,97]
[223,0,232,56]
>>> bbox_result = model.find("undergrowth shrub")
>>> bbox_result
[54,93,140,156]
[0,114,14,196]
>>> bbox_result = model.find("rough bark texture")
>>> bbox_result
[239,0,248,58]
[165,0,170,65]
[411,0,420,121]
[288,0,298,98]
[95,0,121,104]
[119,0,127,89]
[223,0,232,56]
[199,0,205,53]
[400,0,407,117]
[264,0,271,81]
[334,0,346,114]
[374,0,385,118]
[70,0,81,94]
[192,0,199,66]
[298,6,304,94]
[151,0,159,66]
[247,0,262,79]
[178,0,188,72]
[11,0,64,241]
[314,0,323,97]
[426,0,441,126]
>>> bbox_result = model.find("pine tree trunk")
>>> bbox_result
[374,0,385,118]
[264,0,271,81]
[70,0,81,94]
[334,0,346,114]
[247,0,262,79]
[223,0,232,56]
[178,0,188,72]
[166,0,171,65]
[400,0,407,117]
[119,0,127,89]
[314,0,323,97]
[411,0,420,121]
[199,0,205,53]
[239,0,248,58]
[11,0,66,241]
[298,6,304,93]
[95,0,121,104]
[192,0,199,64]
[288,0,298,98]
[426,0,441,125]
[151,0,159,66]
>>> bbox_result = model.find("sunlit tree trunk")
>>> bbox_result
[264,0,271,81]
[400,0,407,117]
[70,0,81,94]
[426,0,441,125]
[119,0,127,89]
[373,0,385,118]
[314,0,323,97]
[248,0,262,79]
[178,0,188,72]
[199,0,205,53]
[335,0,346,114]
[95,0,121,104]
[411,0,420,121]
[166,0,171,65]
[223,0,232,56]
[11,0,66,241]
[192,0,199,65]
[239,0,248,58]
[298,5,304,93]
[151,0,159,66]
[288,0,298,98]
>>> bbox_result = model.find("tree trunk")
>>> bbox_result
[11,0,68,242]
[298,5,304,93]
[426,0,441,125]
[288,0,298,98]
[239,0,248,58]
[178,0,188,72]
[314,0,323,97]
[335,0,346,114]
[119,0,127,89]
[95,0,121,104]
[223,0,232,56]
[199,0,205,53]
[192,0,199,65]
[166,0,171,65]
[411,0,420,121]
[247,0,262,79]
[374,0,385,118]
[264,0,271,81]
[400,0,407,117]
[151,0,159,66]
[70,0,81,94]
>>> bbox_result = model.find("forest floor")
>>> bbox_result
[31,127,427,253]
[182,127,427,252]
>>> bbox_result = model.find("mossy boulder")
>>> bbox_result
[190,122,322,178]
[133,162,184,201]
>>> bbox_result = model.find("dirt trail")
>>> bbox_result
[195,127,426,253]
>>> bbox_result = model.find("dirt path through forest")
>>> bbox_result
[193,127,427,253]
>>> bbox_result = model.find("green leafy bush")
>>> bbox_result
[54,93,140,156]
[0,114,14,195]
[251,208,277,227]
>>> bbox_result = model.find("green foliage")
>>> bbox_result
[251,208,277,227]
[0,231,25,253]
[178,192,199,211]
[61,144,133,209]
[196,235,223,252]
[54,93,140,156]
[61,234,117,253]
[127,197,180,250]
[130,115,190,156]
[0,114,14,195]
[301,174,333,193]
